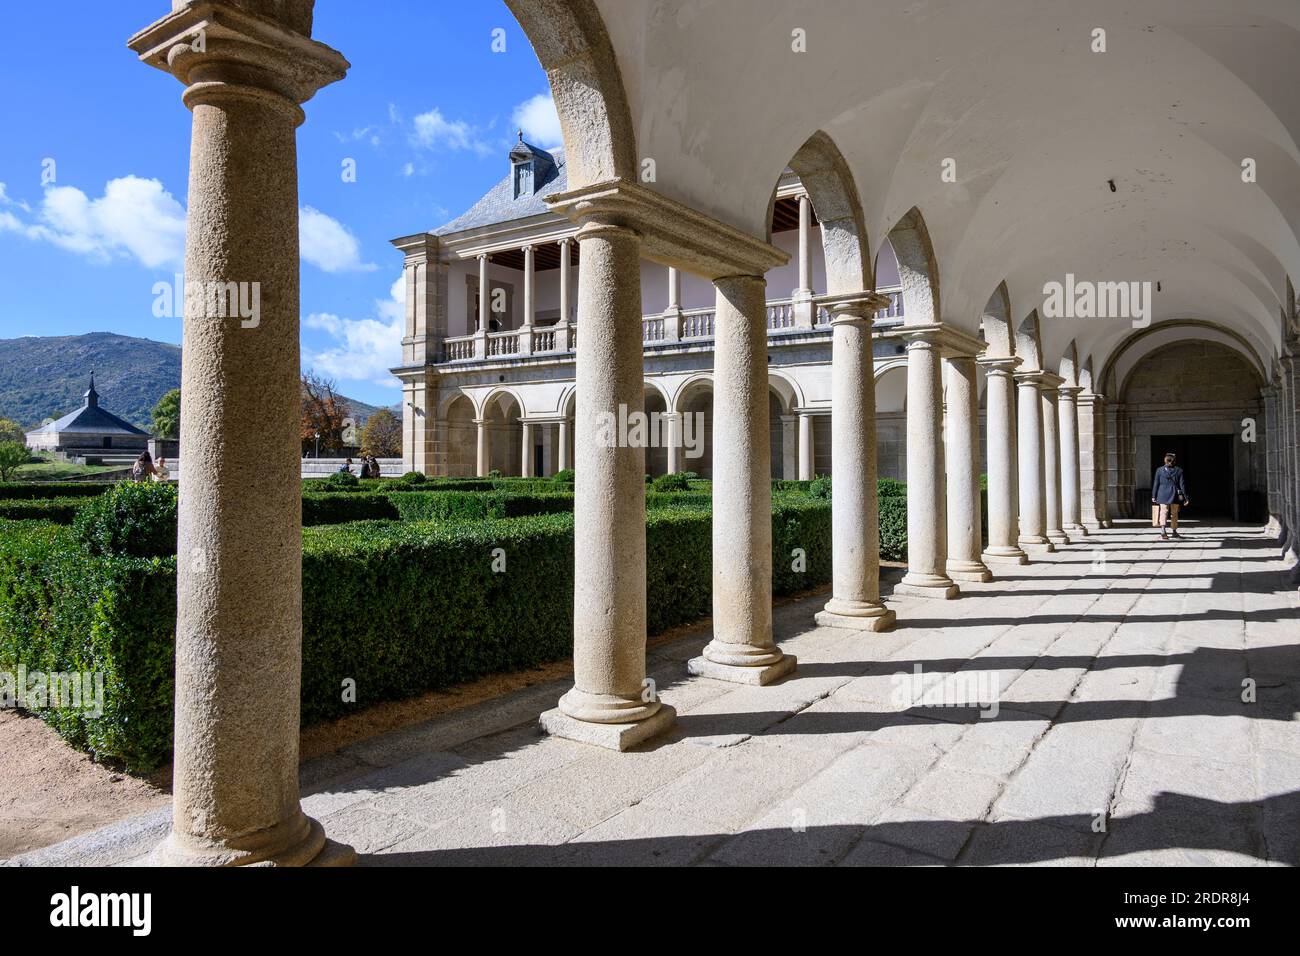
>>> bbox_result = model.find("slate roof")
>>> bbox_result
[434,142,567,236]
[26,376,149,438]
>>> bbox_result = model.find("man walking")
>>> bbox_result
[1152,452,1190,540]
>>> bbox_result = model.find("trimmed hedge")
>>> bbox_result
[73,483,178,559]
[387,490,574,522]
[0,521,176,770]
[0,496,837,767]
[0,497,87,524]
[302,492,399,526]
[0,481,115,500]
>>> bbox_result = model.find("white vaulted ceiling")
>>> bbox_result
[588,0,1300,372]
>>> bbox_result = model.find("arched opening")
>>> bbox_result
[676,377,715,479]
[875,363,908,482]
[444,394,477,477]
[643,383,669,477]
[1115,339,1266,521]
[482,391,524,477]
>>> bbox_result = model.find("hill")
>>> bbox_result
[0,332,396,431]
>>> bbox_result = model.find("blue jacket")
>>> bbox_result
[1151,465,1187,505]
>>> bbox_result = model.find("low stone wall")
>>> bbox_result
[301,457,402,478]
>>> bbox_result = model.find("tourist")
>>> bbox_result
[131,451,155,482]
[1151,452,1190,540]
[367,455,380,478]
[153,457,171,482]
[339,458,353,475]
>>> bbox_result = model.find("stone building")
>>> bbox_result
[23,374,151,460]
[120,0,1300,866]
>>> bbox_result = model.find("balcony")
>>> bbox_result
[434,287,904,365]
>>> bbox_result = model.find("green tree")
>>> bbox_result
[358,408,402,457]
[151,388,181,439]
[0,418,24,444]
[0,441,29,481]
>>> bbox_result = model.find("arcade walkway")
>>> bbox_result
[16,523,1299,867]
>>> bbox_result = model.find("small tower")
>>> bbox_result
[85,371,99,409]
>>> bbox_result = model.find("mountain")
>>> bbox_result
[0,332,397,432]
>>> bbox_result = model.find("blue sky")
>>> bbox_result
[0,1,559,405]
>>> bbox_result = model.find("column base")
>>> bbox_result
[540,705,677,752]
[982,547,1029,566]
[896,572,960,599]
[815,598,897,632]
[1047,530,1071,545]
[946,560,993,583]
[687,654,796,686]
[150,813,353,867]
[1018,536,1056,554]
[558,687,663,724]
[1065,523,1089,536]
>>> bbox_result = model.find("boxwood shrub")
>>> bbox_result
[302,492,399,526]
[72,482,178,558]
[0,481,115,500]
[387,490,575,522]
[0,497,88,524]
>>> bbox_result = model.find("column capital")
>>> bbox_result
[890,321,984,357]
[546,178,788,279]
[1057,385,1084,398]
[825,291,892,324]
[976,354,1022,374]
[390,232,440,264]
[129,2,348,119]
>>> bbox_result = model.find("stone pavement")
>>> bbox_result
[13,521,1299,867]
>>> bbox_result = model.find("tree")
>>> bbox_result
[150,389,180,439]
[301,370,351,455]
[0,441,29,481]
[0,418,24,444]
[358,408,401,458]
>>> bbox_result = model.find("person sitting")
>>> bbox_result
[1151,452,1190,540]
[152,457,171,482]
[338,458,354,475]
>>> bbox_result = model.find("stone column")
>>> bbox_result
[781,415,798,480]
[1040,380,1069,545]
[1263,385,1280,528]
[945,354,992,582]
[796,195,812,296]
[557,418,570,473]
[663,412,681,474]
[522,245,535,327]
[898,330,959,598]
[1094,394,1111,527]
[978,356,1027,565]
[815,300,897,630]
[797,411,816,480]
[1058,385,1086,536]
[689,275,795,684]
[541,220,674,749]
[1077,392,1101,530]
[475,419,490,477]
[128,3,350,866]
[558,238,572,323]
[478,253,490,332]
[1016,372,1053,553]
[520,420,534,477]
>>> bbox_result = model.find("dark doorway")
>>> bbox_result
[534,442,544,478]
[1149,435,1234,519]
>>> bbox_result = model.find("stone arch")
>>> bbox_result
[1016,311,1044,372]
[1079,355,1097,394]
[873,362,909,482]
[442,393,478,477]
[885,207,940,326]
[478,385,527,421]
[673,374,715,478]
[1059,340,1079,388]
[481,389,524,476]
[503,0,637,188]
[643,381,670,477]
[766,369,803,413]
[1099,319,1269,395]
[772,131,874,293]
[980,282,1015,358]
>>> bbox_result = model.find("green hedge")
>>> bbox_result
[387,490,575,522]
[0,481,115,500]
[0,498,88,524]
[0,521,176,770]
[301,492,399,526]
[0,494,837,767]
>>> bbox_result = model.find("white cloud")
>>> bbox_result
[512,93,563,148]
[304,275,405,388]
[299,205,376,273]
[411,108,494,157]
[10,176,187,268]
[0,182,31,213]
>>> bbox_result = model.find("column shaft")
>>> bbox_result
[558,239,571,323]
[979,359,1027,564]
[520,421,534,477]
[816,307,896,629]
[664,412,681,474]
[550,222,668,741]
[692,274,793,683]
[1042,386,1069,544]
[898,333,959,598]
[476,419,489,477]
[557,419,570,473]
[798,412,815,480]
[945,355,991,581]
[1059,387,1086,535]
[522,245,535,327]
[1017,375,1053,552]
